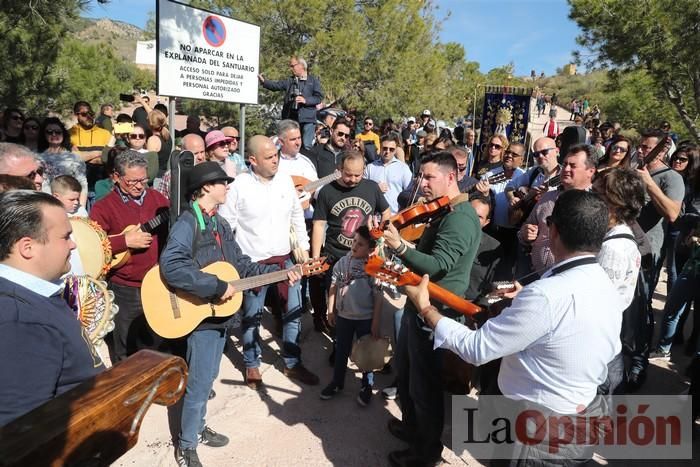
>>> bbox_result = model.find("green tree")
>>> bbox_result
[569,0,700,141]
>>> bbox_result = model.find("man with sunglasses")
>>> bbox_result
[357,117,380,152]
[69,101,113,193]
[90,151,170,362]
[1,108,25,143]
[306,118,352,178]
[365,135,412,213]
[0,142,45,191]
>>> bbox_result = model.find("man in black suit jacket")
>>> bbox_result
[259,55,324,150]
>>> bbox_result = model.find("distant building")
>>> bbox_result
[563,63,577,75]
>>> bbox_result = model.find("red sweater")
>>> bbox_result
[90,189,170,287]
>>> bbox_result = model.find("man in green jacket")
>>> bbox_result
[382,151,482,466]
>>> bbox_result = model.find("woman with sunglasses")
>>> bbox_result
[126,123,159,183]
[1,108,25,144]
[22,117,41,152]
[596,135,632,173]
[204,130,237,177]
[475,134,508,178]
[38,117,88,207]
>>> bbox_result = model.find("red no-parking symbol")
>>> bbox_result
[202,16,226,47]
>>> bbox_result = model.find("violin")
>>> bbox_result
[370,196,452,240]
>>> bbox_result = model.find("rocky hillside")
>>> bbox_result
[69,17,145,62]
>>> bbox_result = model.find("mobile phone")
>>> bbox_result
[119,93,135,102]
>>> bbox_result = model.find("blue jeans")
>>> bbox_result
[301,122,315,150]
[332,315,374,388]
[658,269,700,352]
[180,328,227,450]
[665,229,680,295]
[241,260,303,369]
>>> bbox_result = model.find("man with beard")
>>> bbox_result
[0,190,103,426]
[306,118,352,178]
[310,150,390,331]
[381,151,481,467]
[69,101,112,191]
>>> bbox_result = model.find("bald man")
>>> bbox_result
[154,134,205,199]
[219,135,318,388]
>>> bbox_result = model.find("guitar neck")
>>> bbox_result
[142,212,169,233]
[513,175,560,208]
[304,172,338,192]
[228,268,293,291]
[402,271,481,317]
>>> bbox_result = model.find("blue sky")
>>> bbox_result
[85,0,582,76]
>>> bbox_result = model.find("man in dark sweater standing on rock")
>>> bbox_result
[382,151,482,467]
[0,190,103,426]
[90,150,170,362]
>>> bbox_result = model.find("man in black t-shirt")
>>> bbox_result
[309,150,390,330]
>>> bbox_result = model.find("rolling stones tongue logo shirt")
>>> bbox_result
[313,179,390,261]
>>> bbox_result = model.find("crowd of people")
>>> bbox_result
[0,53,699,467]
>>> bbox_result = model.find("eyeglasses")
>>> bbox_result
[504,150,523,158]
[25,167,45,179]
[120,176,148,187]
[24,125,39,131]
[77,111,94,118]
[533,147,556,158]
[289,62,300,68]
[488,143,503,150]
[381,146,396,152]
[45,129,62,136]
[10,115,23,121]
[457,164,467,172]
[611,145,628,153]
[129,134,146,140]
[335,131,350,138]
[213,141,229,148]
[364,122,373,126]
[672,156,689,163]
[227,136,240,141]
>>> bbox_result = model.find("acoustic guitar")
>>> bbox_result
[142,258,329,338]
[364,256,482,318]
[291,171,341,209]
[507,174,561,226]
[109,211,170,269]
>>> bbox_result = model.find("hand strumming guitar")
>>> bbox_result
[125,230,152,249]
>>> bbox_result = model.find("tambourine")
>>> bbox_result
[64,274,119,347]
[69,217,112,279]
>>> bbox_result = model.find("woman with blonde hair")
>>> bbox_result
[146,109,172,176]
[475,133,508,178]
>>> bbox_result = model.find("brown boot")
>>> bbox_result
[283,364,320,386]
[245,367,263,390]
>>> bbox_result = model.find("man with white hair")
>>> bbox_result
[259,55,324,150]
[0,142,45,191]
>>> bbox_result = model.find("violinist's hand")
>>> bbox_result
[383,222,403,250]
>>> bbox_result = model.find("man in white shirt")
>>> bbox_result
[364,135,412,213]
[276,120,318,216]
[219,135,319,389]
[405,189,625,463]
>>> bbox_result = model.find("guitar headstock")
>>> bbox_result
[488,172,509,185]
[301,257,331,277]
[641,136,672,167]
[364,255,413,288]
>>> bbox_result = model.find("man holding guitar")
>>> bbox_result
[220,135,319,388]
[403,190,625,464]
[381,151,481,467]
[517,144,596,274]
[159,161,301,467]
[90,150,169,362]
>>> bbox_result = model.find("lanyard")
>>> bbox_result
[547,256,598,277]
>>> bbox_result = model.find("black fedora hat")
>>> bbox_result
[186,161,234,195]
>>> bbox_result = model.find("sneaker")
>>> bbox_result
[198,426,229,448]
[176,447,203,467]
[320,383,342,400]
[284,364,320,386]
[382,386,398,400]
[357,385,372,407]
[649,348,671,360]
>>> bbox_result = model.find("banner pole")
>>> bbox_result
[239,103,246,159]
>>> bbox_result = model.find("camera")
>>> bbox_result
[290,79,301,111]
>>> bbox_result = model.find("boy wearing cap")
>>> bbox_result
[160,161,300,467]
[204,130,238,178]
